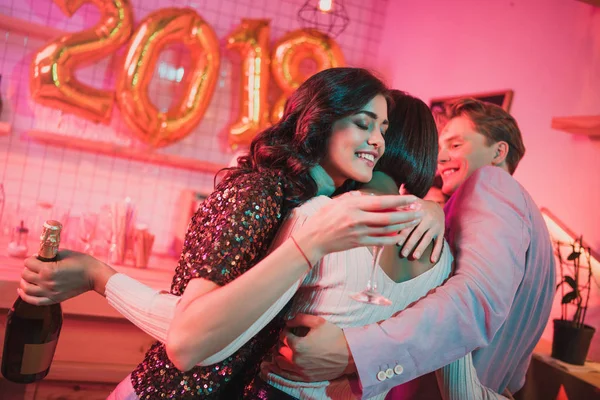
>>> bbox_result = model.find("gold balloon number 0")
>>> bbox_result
[30,1,345,148]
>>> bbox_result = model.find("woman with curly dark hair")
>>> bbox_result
[20,68,442,399]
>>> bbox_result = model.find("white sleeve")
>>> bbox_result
[105,273,179,343]
[105,207,310,366]
[435,352,509,400]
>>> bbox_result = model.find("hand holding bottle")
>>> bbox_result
[3,220,64,383]
[19,249,117,306]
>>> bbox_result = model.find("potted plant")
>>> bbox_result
[552,236,596,365]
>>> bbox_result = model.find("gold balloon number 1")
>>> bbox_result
[30,0,345,148]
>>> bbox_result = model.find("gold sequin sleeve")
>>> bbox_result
[170,171,285,295]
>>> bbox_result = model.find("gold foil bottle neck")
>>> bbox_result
[39,220,62,260]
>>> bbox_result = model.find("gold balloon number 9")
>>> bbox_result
[30,0,345,148]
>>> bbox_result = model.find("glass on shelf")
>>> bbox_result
[78,212,98,254]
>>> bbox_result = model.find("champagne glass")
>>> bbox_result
[97,205,116,263]
[350,198,396,306]
[350,196,419,306]
[79,212,98,254]
[350,192,420,305]
[350,243,392,306]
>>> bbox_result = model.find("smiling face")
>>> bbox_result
[437,115,498,196]
[320,94,389,187]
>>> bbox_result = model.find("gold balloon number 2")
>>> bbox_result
[30,0,345,148]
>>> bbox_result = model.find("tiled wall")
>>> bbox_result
[0,0,388,254]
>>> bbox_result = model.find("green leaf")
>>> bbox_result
[562,291,578,304]
[564,276,577,290]
[568,251,581,261]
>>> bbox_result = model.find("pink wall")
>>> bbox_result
[376,0,600,359]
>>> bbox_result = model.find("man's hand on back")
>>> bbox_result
[271,314,356,382]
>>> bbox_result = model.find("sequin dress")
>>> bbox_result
[131,170,288,399]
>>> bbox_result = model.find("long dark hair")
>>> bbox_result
[225,67,389,208]
[375,90,438,198]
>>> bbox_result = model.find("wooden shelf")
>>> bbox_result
[27,130,227,174]
[0,14,64,39]
[551,115,600,137]
[0,122,10,136]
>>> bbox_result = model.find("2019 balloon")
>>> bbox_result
[226,19,271,148]
[29,7,345,149]
[116,8,220,147]
[270,29,345,124]
[30,0,134,123]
